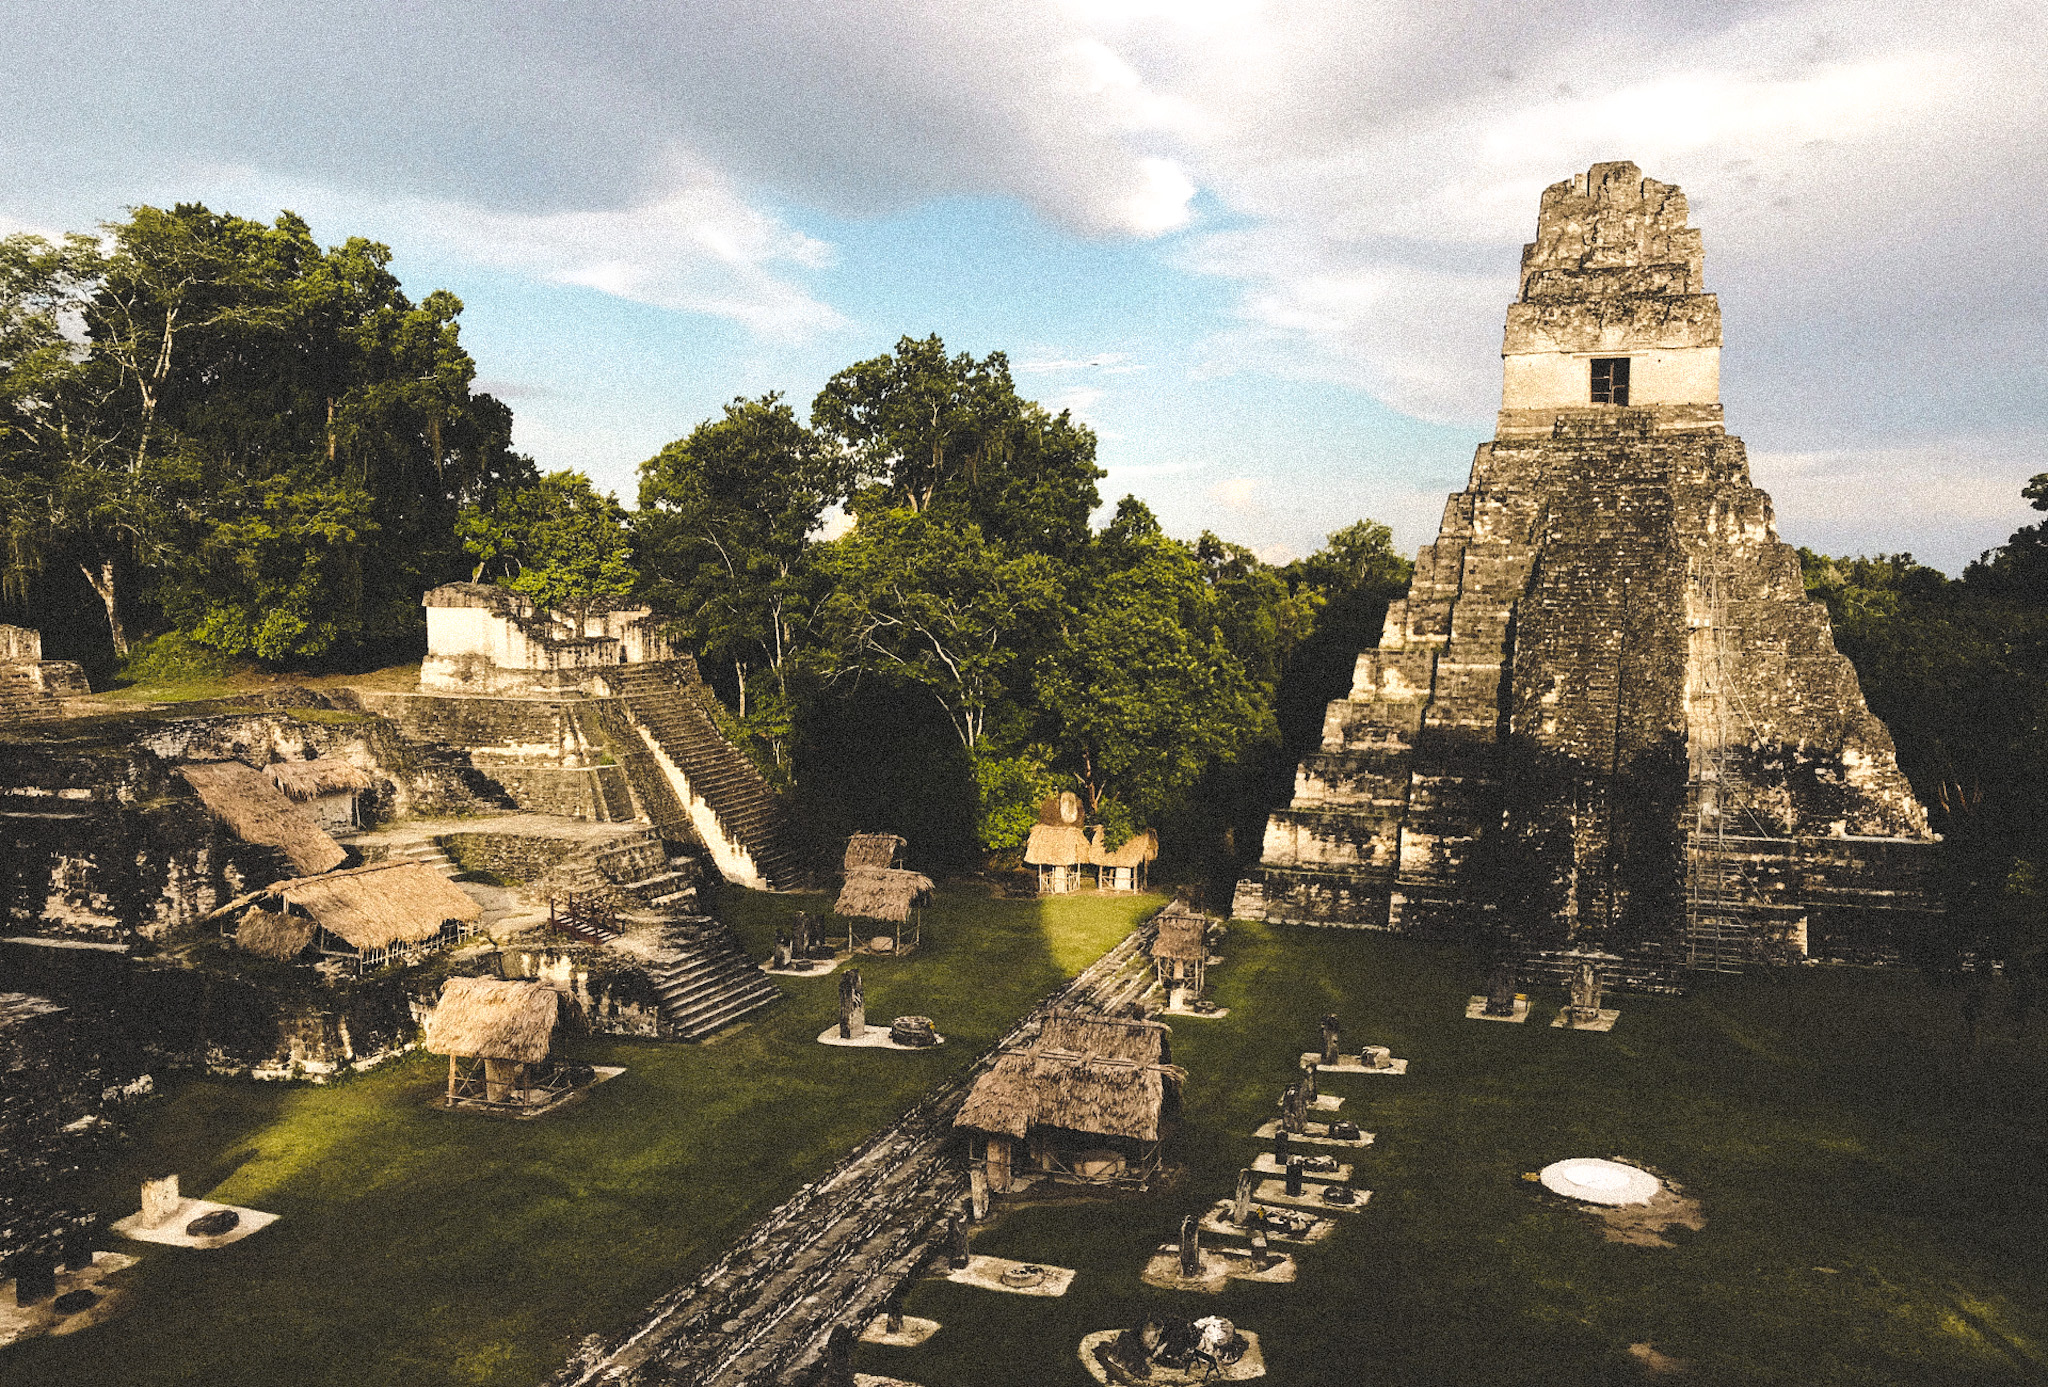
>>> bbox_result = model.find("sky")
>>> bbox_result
[2,0,2042,572]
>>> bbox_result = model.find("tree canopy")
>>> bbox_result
[1,204,529,665]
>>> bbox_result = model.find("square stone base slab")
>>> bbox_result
[0,1251,136,1348]
[113,1199,278,1249]
[1299,1052,1409,1075]
[1551,1008,1621,1032]
[1253,1178,1371,1214]
[1252,1153,1351,1182]
[1252,1119,1374,1148]
[1466,995,1532,1023]
[1141,1244,1298,1293]
[1274,1092,1344,1112]
[1200,1201,1335,1245]
[1159,1004,1231,1020]
[861,1314,941,1347]
[762,954,848,978]
[1080,1328,1267,1384]
[437,1064,626,1119]
[818,1026,948,1050]
[944,1254,1075,1297]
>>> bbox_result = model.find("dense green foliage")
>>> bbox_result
[1800,477,2048,981]
[626,335,1415,869]
[457,468,634,620]
[4,200,1413,871]
[0,206,531,666]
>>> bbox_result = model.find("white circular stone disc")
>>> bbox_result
[1538,1158,1661,1206]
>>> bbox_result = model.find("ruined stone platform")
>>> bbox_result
[944,1255,1074,1297]
[1253,1119,1373,1147]
[1467,995,1532,1023]
[1551,1008,1620,1032]
[1200,1201,1335,1245]
[1079,1329,1267,1383]
[1141,1243,1297,1293]
[0,1251,135,1348]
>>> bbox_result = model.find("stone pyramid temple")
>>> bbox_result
[1251,162,1938,982]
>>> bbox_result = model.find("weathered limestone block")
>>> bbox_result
[1255,162,1939,975]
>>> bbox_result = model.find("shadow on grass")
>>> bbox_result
[7,887,1161,1387]
[872,924,2048,1387]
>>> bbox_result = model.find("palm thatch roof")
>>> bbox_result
[955,1012,1185,1142]
[1037,1011,1173,1065]
[423,976,558,1062]
[843,832,905,872]
[236,906,316,961]
[269,861,482,951]
[268,758,375,801]
[1090,826,1159,868]
[1150,908,1206,963]
[1024,823,1091,867]
[177,762,347,875]
[834,866,934,923]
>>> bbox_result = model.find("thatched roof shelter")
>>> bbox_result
[1036,1011,1173,1065]
[956,1013,1183,1144]
[1024,824,1091,867]
[268,758,374,802]
[177,761,347,875]
[1150,909,1206,964]
[236,906,316,961]
[834,866,934,923]
[843,832,905,872]
[1090,827,1158,869]
[269,861,481,952]
[424,977,558,1063]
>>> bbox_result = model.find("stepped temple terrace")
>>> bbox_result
[1244,162,1939,984]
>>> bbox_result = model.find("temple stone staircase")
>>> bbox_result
[561,830,776,1034]
[0,661,91,726]
[647,917,782,1039]
[601,664,808,891]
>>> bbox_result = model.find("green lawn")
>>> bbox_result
[871,924,2048,1387]
[10,887,1159,1387]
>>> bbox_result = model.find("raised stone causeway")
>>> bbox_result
[1255,162,1940,979]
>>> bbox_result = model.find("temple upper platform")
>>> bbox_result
[1497,161,1723,439]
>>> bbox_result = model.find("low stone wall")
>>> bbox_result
[440,832,575,885]
[0,999,138,1271]
[347,691,605,768]
[494,946,666,1037]
[487,764,636,821]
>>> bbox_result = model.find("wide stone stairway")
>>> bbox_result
[602,664,808,891]
[0,661,91,727]
[645,917,782,1040]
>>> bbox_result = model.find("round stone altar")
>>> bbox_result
[1538,1158,1660,1206]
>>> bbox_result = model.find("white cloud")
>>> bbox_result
[1016,353,1134,373]
[1209,476,1265,512]
[1748,438,2041,571]
[414,181,846,342]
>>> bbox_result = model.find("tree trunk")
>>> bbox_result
[81,559,128,657]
